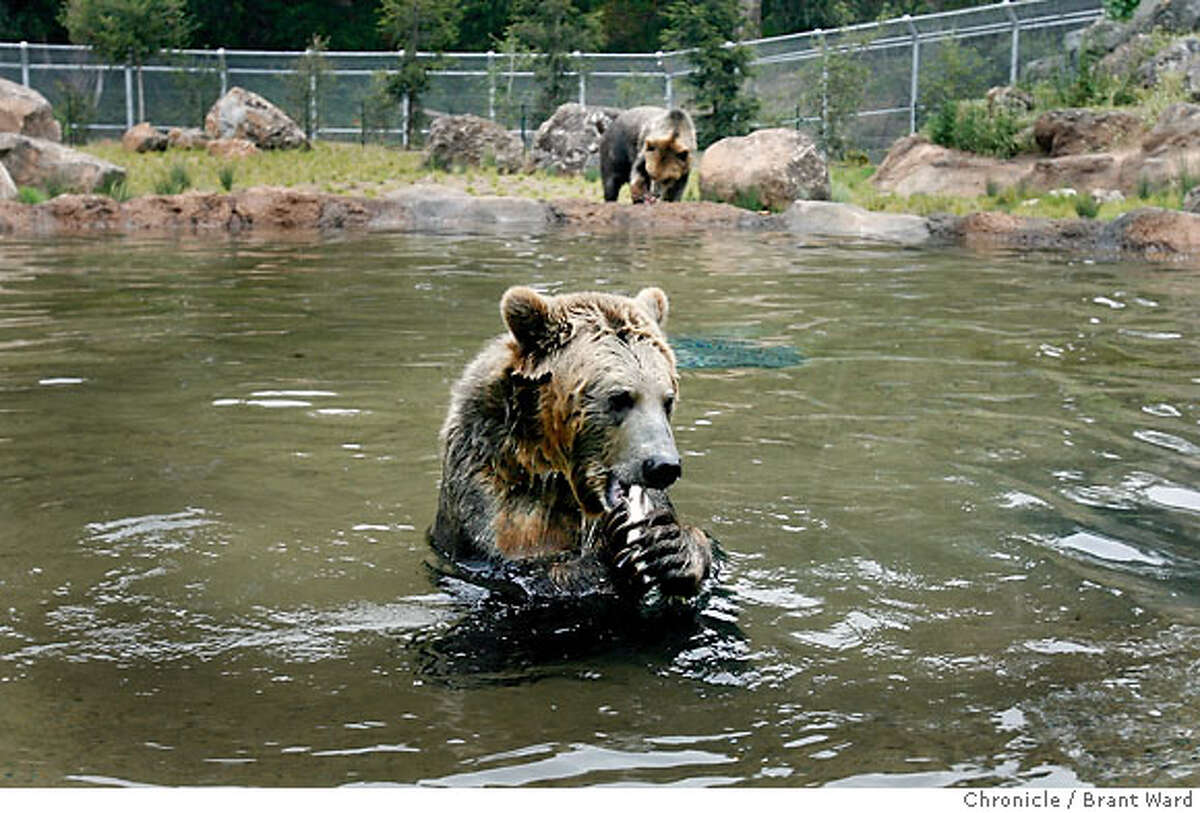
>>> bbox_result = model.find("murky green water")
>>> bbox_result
[0,230,1197,787]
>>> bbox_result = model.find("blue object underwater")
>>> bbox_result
[671,336,805,370]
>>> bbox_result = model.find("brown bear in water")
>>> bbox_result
[599,107,696,204]
[429,285,715,603]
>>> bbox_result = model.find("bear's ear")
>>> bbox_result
[501,286,554,351]
[635,287,669,327]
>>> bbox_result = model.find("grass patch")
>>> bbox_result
[80,141,600,200]
[154,162,193,195]
[97,175,132,202]
[218,165,235,192]
[828,160,1185,222]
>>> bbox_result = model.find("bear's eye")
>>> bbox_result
[677,150,688,162]
[645,144,655,153]
[608,390,636,416]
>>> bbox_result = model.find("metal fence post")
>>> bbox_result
[487,50,496,120]
[307,47,318,140]
[20,41,29,87]
[904,15,919,134]
[402,91,410,149]
[816,29,828,144]
[124,62,134,130]
[218,47,227,96]
[1003,0,1020,85]
[575,51,585,105]
[655,51,669,108]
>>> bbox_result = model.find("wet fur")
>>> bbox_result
[430,287,714,602]
[600,107,696,203]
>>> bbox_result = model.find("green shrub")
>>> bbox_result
[218,165,235,192]
[1075,193,1100,219]
[926,100,1022,158]
[1103,0,1140,21]
[16,186,47,205]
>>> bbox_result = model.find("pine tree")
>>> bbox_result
[60,0,194,123]
[377,0,462,145]
[508,0,603,122]
[661,0,759,148]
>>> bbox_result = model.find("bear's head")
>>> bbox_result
[643,110,695,191]
[500,285,682,517]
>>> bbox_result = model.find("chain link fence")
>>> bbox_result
[0,0,1101,157]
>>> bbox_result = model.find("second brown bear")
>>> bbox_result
[599,106,696,204]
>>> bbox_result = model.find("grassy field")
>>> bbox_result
[59,140,1192,221]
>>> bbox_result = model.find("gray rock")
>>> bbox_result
[1135,37,1200,97]
[383,185,553,233]
[1141,102,1200,153]
[0,133,125,193]
[986,86,1034,116]
[1022,54,1069,85]
[0,77,61,142]
[1129,0,1200,36]
[1097,33,1160,78]
[781,200,932,246]
[423,114,524,173]
[0,161,15,200]
[204,87,308,150]
[699,128,830,211]
[526,103,621,175]
[1066,18,1133,66]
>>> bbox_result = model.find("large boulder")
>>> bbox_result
[1033,109,1144,157]
[526,103,620,175]
[0,78,61,142]
[0,133,124,193]
[204,87,308,150]
[122,122,167,153]
[1140,102,1200,154]
[423,114,524,173]
[1103,207,1200,256]
[699,128,830,210]
[871,135,1032,198]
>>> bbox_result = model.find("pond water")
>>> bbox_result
[0,230,1197,788]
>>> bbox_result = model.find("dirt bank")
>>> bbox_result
[3,185,1200,262]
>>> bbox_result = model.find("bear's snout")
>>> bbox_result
[642,454,682,490]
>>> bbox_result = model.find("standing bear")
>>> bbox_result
[599,106,696,204]
[430,285,716,603]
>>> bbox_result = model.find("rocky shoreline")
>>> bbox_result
[3,184,1200,261]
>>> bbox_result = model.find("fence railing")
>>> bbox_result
[0,0,1102,157]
